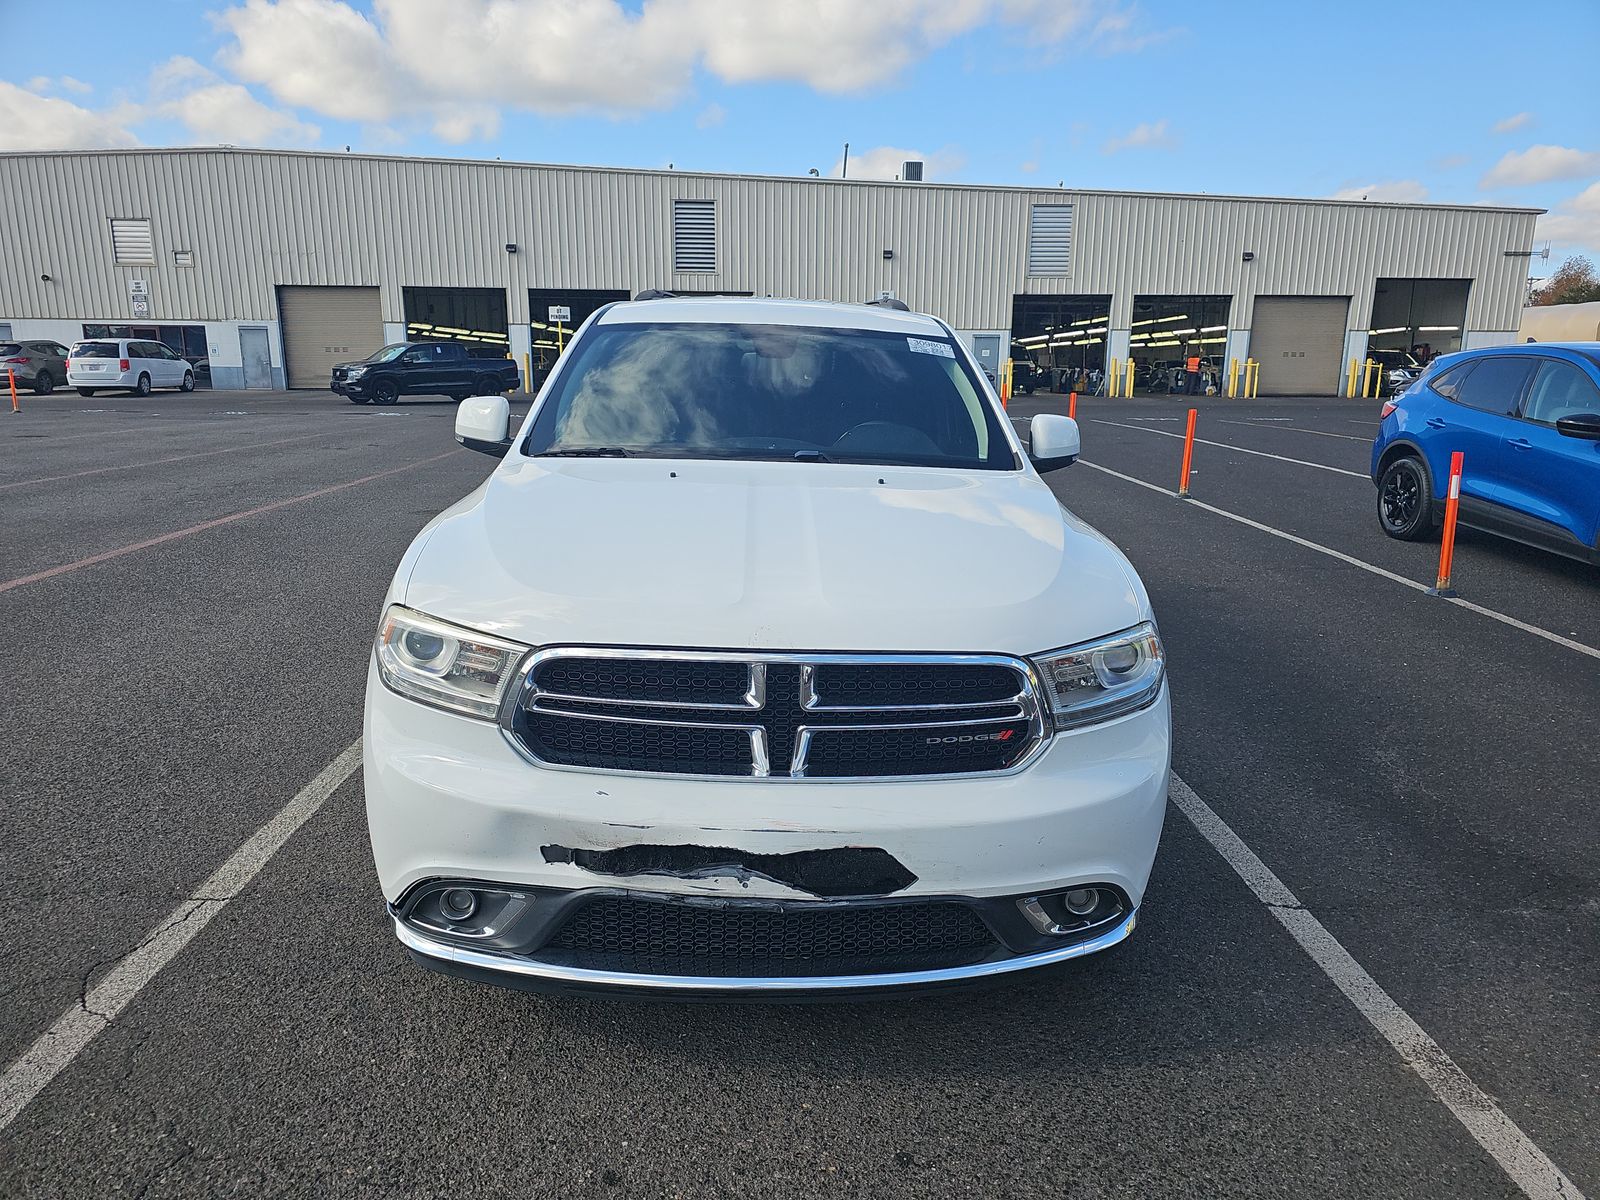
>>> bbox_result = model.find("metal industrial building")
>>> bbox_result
[0,147,1539,395]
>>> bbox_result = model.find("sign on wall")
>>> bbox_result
[548,305,571,323]
[128,278,150,318]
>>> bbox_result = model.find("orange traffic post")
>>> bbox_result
[8,367,18,414]
[1428,451,1464,597]
[1177,407,1197,498]
[1068,391,1077,420]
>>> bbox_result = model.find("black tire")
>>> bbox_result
[372,380,400,406]
[33,371,54,395]
[348,394,371,405]
[180,370,195,392]
[77,388,97,397]
[1377,455,1435,541]
[133,373,151,397]
[475,375,501,396]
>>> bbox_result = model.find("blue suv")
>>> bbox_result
[1371,344,1600,565]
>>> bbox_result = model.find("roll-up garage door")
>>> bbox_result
[1249,297,1348,396]
[278,286,381,389]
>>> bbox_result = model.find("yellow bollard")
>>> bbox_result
[1124,358,1135,399]
[1345,357,1359,399]
[1108,357,1120,398]
[1244,359,1260,399]
[523,351,532,394]
[1227,358,1240,399]
[1362,358,1379,399]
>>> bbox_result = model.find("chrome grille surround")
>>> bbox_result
[499,647,1050,782]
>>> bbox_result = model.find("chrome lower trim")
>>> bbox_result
[394,909,1137,992]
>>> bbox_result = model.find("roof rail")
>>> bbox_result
[864,296,910,312]
[633,288,676,301]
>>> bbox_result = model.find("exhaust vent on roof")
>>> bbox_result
[901,160,923,182]
[1027,204,1073,276]
[672,198,717,273]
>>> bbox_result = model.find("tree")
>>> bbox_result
[1530,255,1600,305]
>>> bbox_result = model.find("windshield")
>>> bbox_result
[524,322,1017,470]
[73,342,121,358]
[363,344,409,364]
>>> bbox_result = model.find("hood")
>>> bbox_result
[402,458,1148,656]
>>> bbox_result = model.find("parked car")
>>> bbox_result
[365,296,1170,997]
[67,338,196,396]
[1371,343,1600,564]
[1367,347,1424,396]
[331,342,519,404]
[1,339,70,393]
[1011,359,1044,394]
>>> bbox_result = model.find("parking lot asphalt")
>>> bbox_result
[1,387,1595,1198]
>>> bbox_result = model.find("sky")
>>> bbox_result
[3,0,1597,281]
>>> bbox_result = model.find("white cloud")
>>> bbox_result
[25,75,50,92]
[211,0,1167,139]
[151,55,320,146]
[0,82,139,150]
[1102,119,1174,154]
[1492,112,1531,134]
[832,144,965,181]
[1536,181,1600,255]
[695,102,726,129]
[59,76,94,95]
[1329,180,1429,203]
[1481,144,1600,189]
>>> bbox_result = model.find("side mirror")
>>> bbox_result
[456,395,513,457]
[1028,413,1080,472]
[1554,412,1600,441]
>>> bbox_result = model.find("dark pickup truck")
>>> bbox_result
[330,342,520,405]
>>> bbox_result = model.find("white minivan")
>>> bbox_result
[67,338,196,396]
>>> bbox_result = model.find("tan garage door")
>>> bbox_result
[1250,297,1348,396]
[278,286,381,389]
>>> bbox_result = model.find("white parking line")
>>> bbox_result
[1092,418,1369,478]
[1080,460,1600,662]
[0,740,364,1134]
[1169,772,1583,1200]
[1218,419,1372,443]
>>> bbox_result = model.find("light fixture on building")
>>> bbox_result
[1242,251,1256,262]
[505,243,518,254]
[883,249,894,260]
[39,272,52,282]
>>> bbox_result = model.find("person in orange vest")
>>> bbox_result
[1184,347,1202,395]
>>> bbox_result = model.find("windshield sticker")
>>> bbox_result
[907,337,955,359]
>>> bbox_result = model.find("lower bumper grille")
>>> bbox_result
[541,895,1000,977]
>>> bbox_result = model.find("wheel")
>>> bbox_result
[348,395,371,405]
[133,373,151,397]
[1377,455,1435,541]
[372,380,400,405]
[475,375,500,395]
[180,370,194,392]
[33,371,54,395]
[77,388,96,397]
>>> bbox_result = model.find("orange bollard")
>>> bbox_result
[1429,451,1464,597]
[1068,391,1077,420]
[1177,407,1197,497]
[8,368,18,414]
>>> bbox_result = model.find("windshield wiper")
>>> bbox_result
[537,446,632,457]
[791,449,831,462]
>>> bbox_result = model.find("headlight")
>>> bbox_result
[346,366,367,378]
[374,605,529,718]
[1031,622,1164,729]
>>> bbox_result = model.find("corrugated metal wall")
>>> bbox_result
[0,149,1537,333]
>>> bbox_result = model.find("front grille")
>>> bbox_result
[542,895,999,977]
[507,649,1045,780]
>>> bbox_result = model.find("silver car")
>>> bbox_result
[0,340,70,394]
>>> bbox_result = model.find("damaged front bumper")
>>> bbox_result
[365,661,1169,995]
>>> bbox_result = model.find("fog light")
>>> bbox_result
[1063,888,1098,915]
[441,889,477,921]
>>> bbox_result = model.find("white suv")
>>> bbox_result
[67,338,196,396]
[364,297,1170,996]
